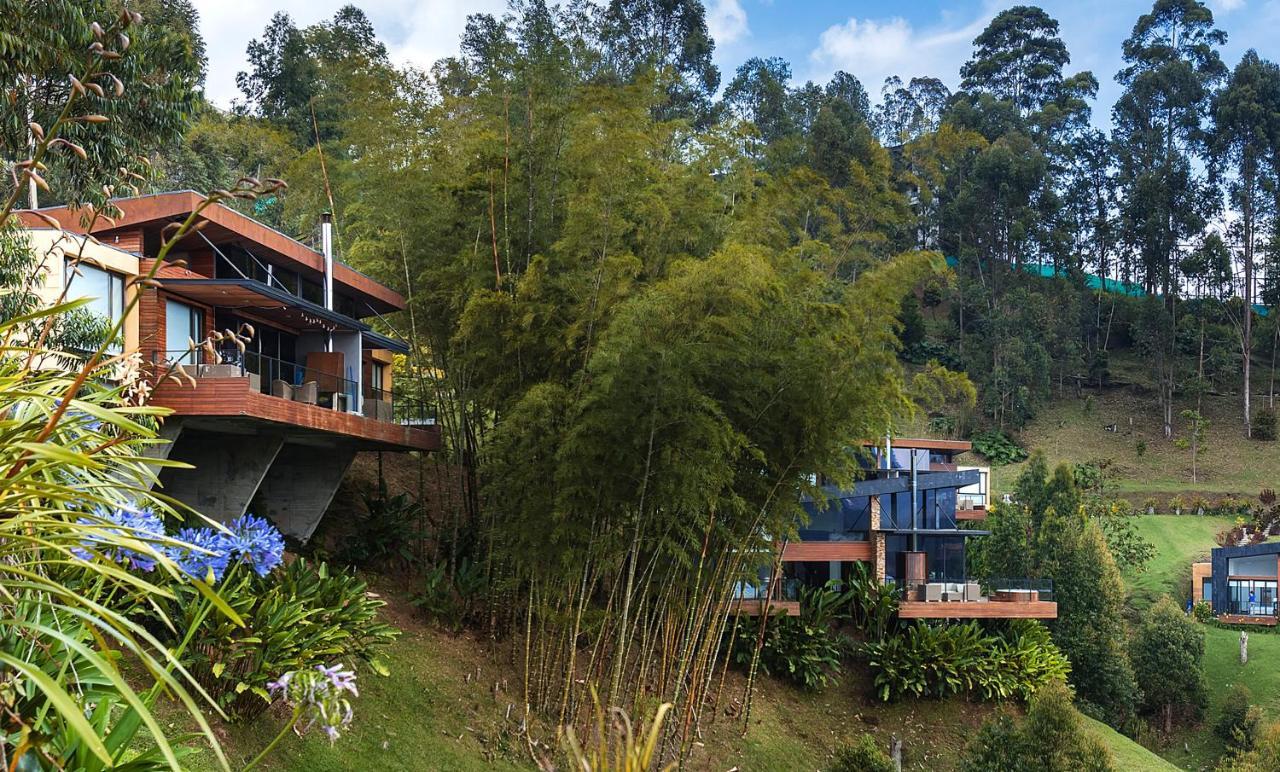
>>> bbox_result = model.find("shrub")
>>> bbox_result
[862,620,1069,702]
[1217,684,1262,753]
[971,430,1029,466]
[1130,596,1207,732]
[962,681,1114,772]
[1193,600,1213,623]
[1220,721,1280,771]
[334,490,422,569]
[1191,496,1210,516]
[1253,407,1277,441]
[169,557,398,720]
[1142,497,1159,515]
[1136,439,1147,457]
[412,558,488,631]
[1170,495,1186,515]
[830,734,895,772]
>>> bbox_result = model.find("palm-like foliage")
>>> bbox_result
[0,306,232,770]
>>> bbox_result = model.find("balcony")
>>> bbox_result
[729,579,801,617]
[150,350,440,451]
[896,577,1057,619]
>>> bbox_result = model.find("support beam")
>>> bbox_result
[252,443,357,542]
[158,430,283,521]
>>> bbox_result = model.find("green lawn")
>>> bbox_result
[173,626,533,772]
[1125,515,1235,610]
[1081,715,1179,771]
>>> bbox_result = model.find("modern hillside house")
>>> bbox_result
[20,191,440,541]
[735,438,1055,619]
[1192,542,1280,626]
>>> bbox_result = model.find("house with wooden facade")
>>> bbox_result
[20,191,440,541]
[736,438,1055,619]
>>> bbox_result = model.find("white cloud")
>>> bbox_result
[192,0,507,108]
[707,0,750,46]
[808,10,992,97]
[1214,0,1246,12]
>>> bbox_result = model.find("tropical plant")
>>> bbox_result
[334,489,422,569]
[845,561,900,641]
[727,584,852,692]
[862,620,1069,703]
[164,554,396,721]
[971,429,1029,465]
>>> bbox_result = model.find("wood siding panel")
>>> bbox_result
[898,601,1058,619]
[150,376,440,451]
[781,542,873,562]
[956,508,987,521]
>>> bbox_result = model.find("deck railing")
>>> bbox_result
[151,349,436,427]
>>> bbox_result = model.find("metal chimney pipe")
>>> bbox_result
[321,212,334,353]
[321,212,334,310]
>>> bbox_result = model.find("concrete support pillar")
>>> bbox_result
[141,420,183,489]
[253,443,357,542]
[158,430,284,522]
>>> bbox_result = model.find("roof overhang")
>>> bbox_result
[158,278,370,334]
[19,191,406,314]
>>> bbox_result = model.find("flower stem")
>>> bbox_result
[241,706,303,772]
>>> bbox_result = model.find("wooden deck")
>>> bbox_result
[956,508,987,521]
[728,599,800,617]
[898,600,1058,619]
[780,541,873,562]
[1218,614,1279,626]
[151,375,440,451]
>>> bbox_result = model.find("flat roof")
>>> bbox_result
[863,438,972,452]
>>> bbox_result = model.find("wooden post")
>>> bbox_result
[890,735,902,772]
[1240,631,1249,665]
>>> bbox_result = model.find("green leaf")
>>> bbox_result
[192,578,246,628]
[0,651,112,766]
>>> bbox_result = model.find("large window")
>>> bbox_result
[165,299,204,365]
[1227,579,1277,617]
[65,260,125,327]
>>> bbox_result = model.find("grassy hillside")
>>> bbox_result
[1081,716,1179,772]
[1125,515,1235,610]
[167,581,1168,772]
[1004,387,1280,498]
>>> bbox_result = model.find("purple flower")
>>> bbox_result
[267,664,359,744]
[167,527,232,582]
[73,506,166,572]
[225,514,285,577]
[165,515,284,582]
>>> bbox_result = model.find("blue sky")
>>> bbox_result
[195,0,1279,127]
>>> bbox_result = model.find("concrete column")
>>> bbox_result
[158,430,284,522]
[140,420,183,490]
[252,443,357,542]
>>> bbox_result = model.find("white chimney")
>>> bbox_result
[321,212,334,353]
[321,211,334,310]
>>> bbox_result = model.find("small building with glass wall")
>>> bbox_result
[1193,542,1280,625]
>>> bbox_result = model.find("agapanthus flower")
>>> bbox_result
[225,514,285,577]
[267,664,358,744]
[167,527,232,582]
[72,506,166,572]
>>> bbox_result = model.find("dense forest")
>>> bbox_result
[7,0,1280,769]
